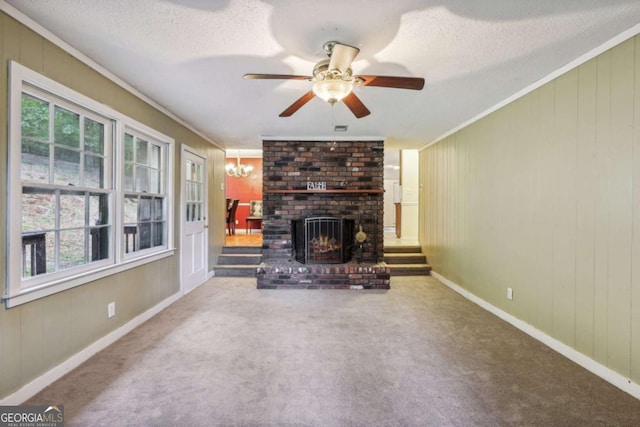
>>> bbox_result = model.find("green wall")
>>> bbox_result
[420,34,640,383]
[0,12,227,399]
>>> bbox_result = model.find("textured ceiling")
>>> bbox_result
[5,0,640,150]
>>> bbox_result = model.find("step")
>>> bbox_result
[383,245,422,254]
[388,264,432,276]
[217,254,263,265]
[383,253,427,264]
[222,246,262,254]
[214,264,261,277]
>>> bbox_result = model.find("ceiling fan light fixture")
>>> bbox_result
[312,79,353,104]
[244,41,424,118]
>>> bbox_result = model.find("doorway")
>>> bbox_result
[224,149,263,247]
[384,149,420,246]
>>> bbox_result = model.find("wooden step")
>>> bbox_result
[216,246,263,276]
[383,245,422,254]
[381,244,431,276]
[214,264,262,277]
[217,254,263,265]
[388,264,432,276]
[222,246,262,254]
[383,253,427,264]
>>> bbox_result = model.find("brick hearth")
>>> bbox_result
[258,139,389,290]
[256,263,390,289]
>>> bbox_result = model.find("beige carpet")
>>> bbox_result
[27,276,640,426]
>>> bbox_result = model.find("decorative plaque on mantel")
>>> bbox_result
[306,181,326,190]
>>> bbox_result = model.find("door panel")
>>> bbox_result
[181,148,207,293]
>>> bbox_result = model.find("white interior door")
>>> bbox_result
[181,148,208,293]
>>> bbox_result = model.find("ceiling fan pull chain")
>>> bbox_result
[331,103,335,129]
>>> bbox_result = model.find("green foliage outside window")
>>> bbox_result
[21,94,105,159]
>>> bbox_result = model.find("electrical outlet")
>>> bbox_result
[235,219,239,224]
[507,288,513,300]
[107,302,116,318]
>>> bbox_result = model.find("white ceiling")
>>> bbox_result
[5,0,640,151]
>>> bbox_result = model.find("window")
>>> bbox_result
[123,131,167,254]
[185,158,205,223]
[6,61,174,307]
[19,90,113,286]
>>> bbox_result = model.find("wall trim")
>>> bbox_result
[0,1,223,150]
[0,292,182,405]
[226,149,263,158]
[430,270,640,401]
[422,22,640,151]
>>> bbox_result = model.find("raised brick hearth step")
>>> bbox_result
[256,262,390,289]
[383,245,431,276]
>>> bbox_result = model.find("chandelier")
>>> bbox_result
[225,156,254,178]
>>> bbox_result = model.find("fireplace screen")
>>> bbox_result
[294,217,354,264]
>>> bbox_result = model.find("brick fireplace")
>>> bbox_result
[257,139,390,289]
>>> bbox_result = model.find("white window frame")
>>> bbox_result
[5,61,175,308]
[18,86,116,290]
[121,126,170,258]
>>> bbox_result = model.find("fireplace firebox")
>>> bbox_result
[294,217,354,264]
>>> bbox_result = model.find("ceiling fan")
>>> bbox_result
[243,41,425,119]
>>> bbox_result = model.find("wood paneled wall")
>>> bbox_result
[0,11,226,400]
[420,35,640,383]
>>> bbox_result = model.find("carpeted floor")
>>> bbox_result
[27,276,640,426]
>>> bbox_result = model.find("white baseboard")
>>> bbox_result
[0,292,182,405]
[430,271,640,400]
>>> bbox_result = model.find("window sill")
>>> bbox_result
[3,249,175,308]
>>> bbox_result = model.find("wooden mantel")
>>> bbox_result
[264,189,384,194]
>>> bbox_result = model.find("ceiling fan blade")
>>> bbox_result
[243,73,311,80]
[355,75,425,90]
[342,92,370,118]
[328,43,360,73]
[279,91,316,117]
